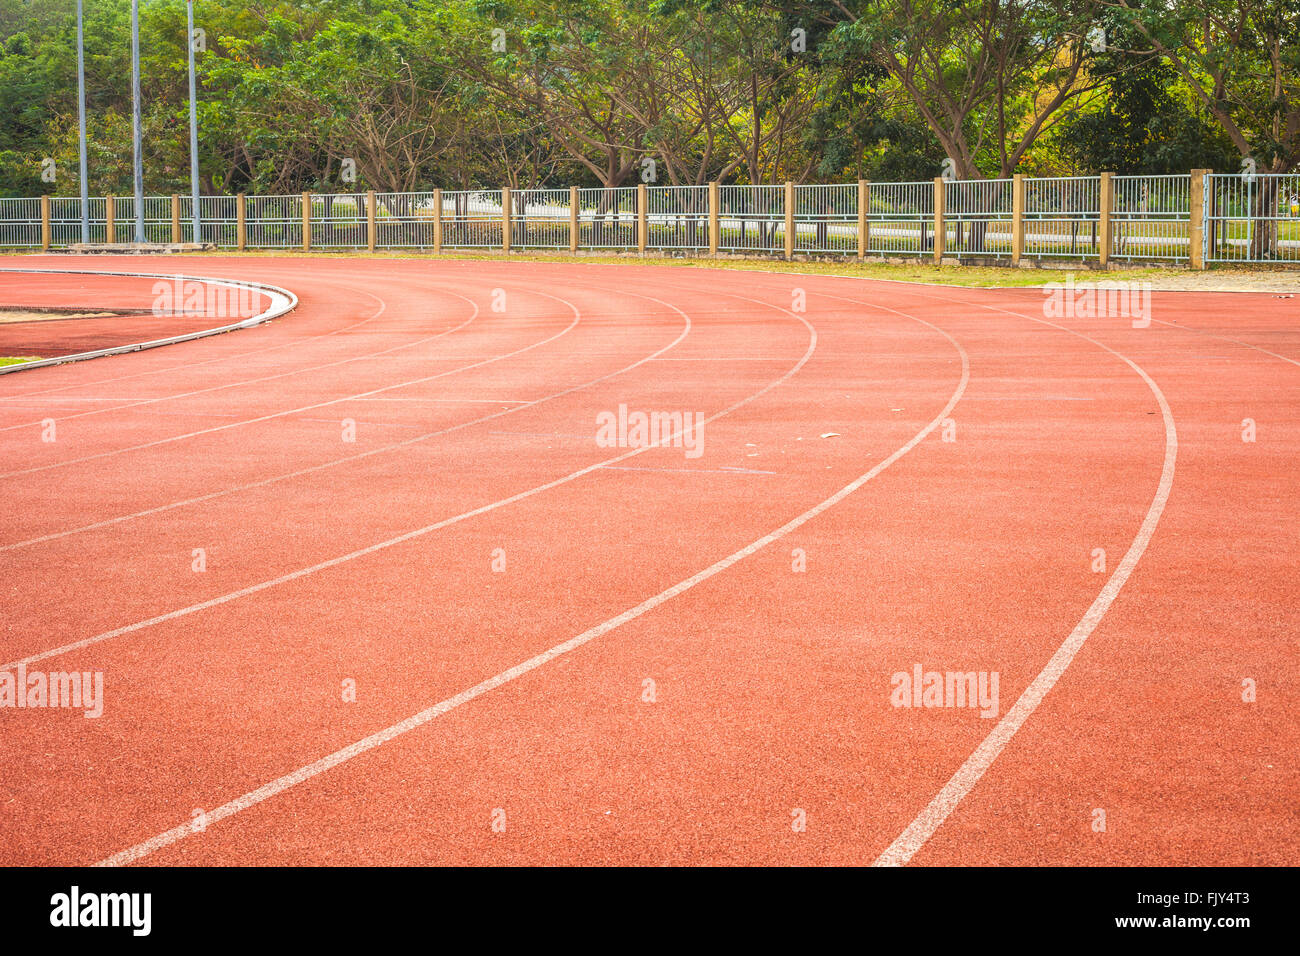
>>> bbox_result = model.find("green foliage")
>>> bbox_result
[0,0,1291,197]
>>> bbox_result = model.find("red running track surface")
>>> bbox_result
[0,254,1296,865]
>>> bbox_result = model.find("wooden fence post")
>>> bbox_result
[40,195,50,250]
[171,194,181,243]
[502,187,512,253]
[432,188,443,254]
[302,192,311,251]
[1098,172,1113,268]
[933,178,946,265]
[366,189,377,252]
[858,179,869,260]
[236,193,246,251]
[1189,168,1208,270]
[106,195,116,244]
[637,183,648,254]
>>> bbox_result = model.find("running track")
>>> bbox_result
[0,255,1296,866]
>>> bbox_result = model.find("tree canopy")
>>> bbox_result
[0,0,1290,197]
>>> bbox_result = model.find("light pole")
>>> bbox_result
[76,0,89,243]
[130,0,144,243]
[187,0,201,243]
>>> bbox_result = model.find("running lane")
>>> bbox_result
[0,257,1294,866]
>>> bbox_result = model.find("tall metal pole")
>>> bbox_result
[187,1,201,243]
[76,0,89,243]
[130,0,144,242]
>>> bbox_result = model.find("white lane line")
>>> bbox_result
[597,464,777,475]
[0,284,470,433]
[0,397,158,402]
[0,286,583,480]
[96,301,966,867]
[1152,318,1300,368]
[4,289,776,666]
[0,269,295,379]
[0,290,687,554]
[871,299,1178,867]
[649,357,794,362]
[346,397,531,404]
[0,270,409,402]
[8,288,798,669]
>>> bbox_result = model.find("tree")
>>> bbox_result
[797,0,1106,179]
[1106,0,1299,256]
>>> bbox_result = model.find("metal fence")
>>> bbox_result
[1207,173,1300,263]
[1024,176,1101,259]
[719,184,784,253]
[374,191,437,247]
[512,188,571,250]
[1112,174,1190,261]
[944,179,1014,258]
[244,194,303,248]
[48,197,105,245]
[7,173,1298,267]
[310,193,366,248]
[648,185,709,251]
[0,198,43,246]
[442,190,503,248]
[577,187,637,249]
[866,181,933,256]
[794,184,857,254]
[198,195,240,247]
[111,195,175,244]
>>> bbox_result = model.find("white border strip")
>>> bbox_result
[0,268,297,375]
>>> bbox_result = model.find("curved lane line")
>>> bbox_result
[95,295,967,866]
[0,287,693,553]
[0,285,582,479]
[0,268,296,376]
[0,270,438,402]
[0,283,478,433]
[872,299,1177,866]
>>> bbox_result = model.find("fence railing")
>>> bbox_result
[866,181,933,256]
[795,184,857,254]
[8,169,1298,268]
[1024,176,1101,259]
[1206,173,1300,264]
[1112,174,1191,261]
[944,178,1014,258]
[648,185,709,251]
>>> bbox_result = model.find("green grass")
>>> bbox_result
[0,356,40,366]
